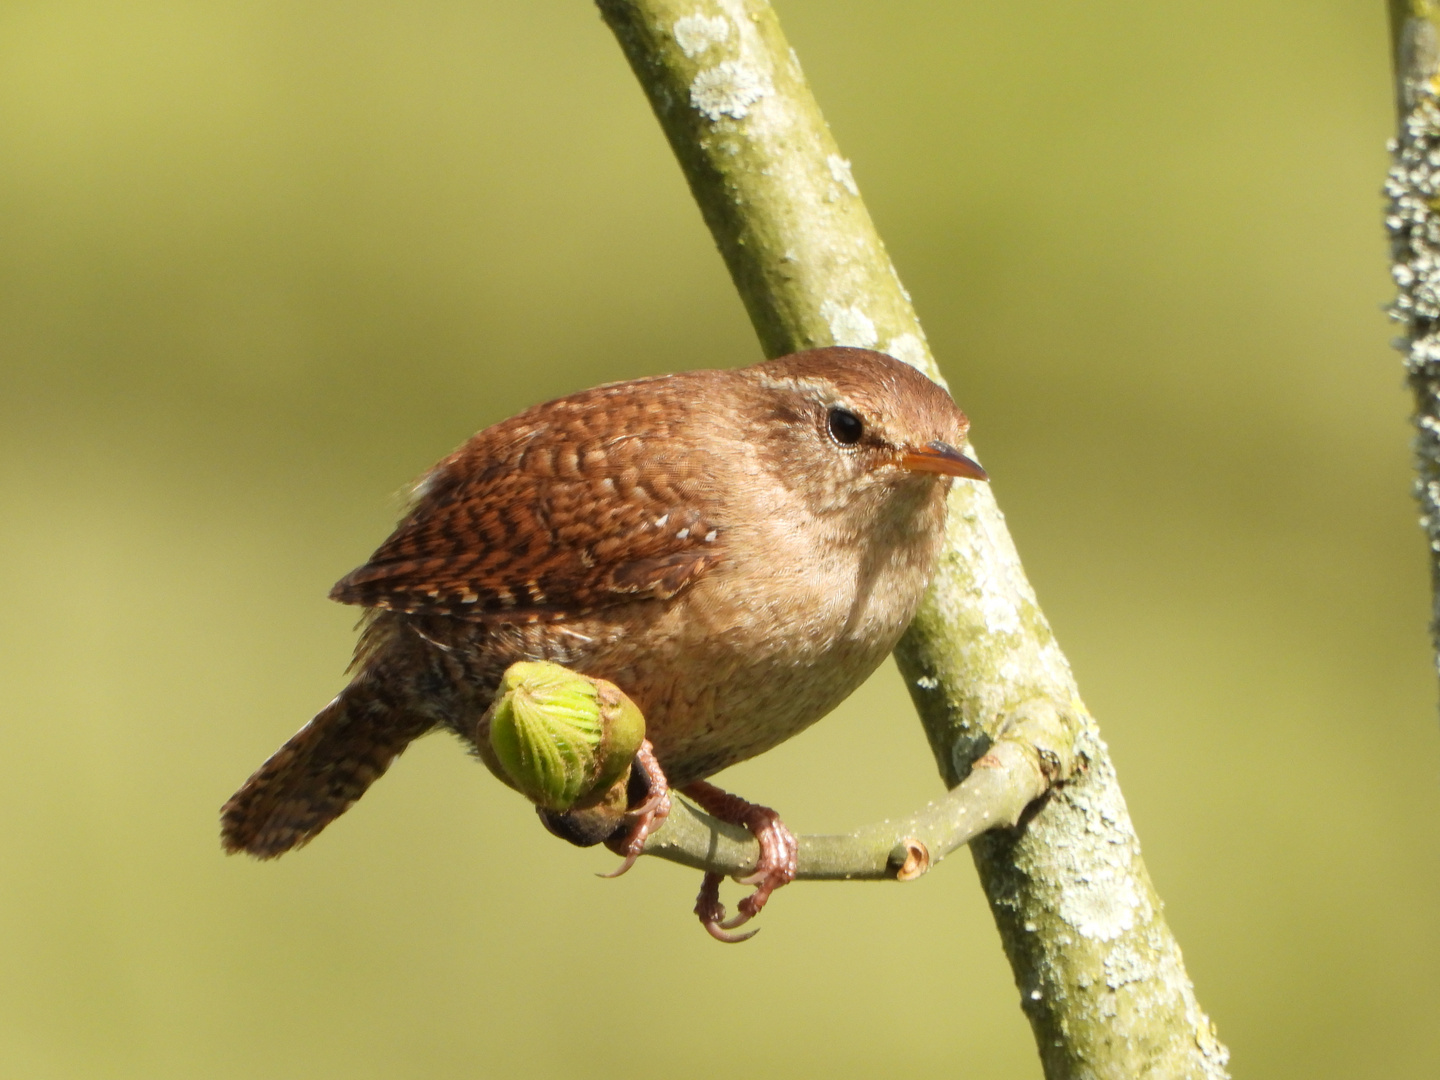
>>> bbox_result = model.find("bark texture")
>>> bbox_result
[1386,0,1440,684]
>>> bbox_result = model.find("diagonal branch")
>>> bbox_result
[594,1,1229,1076]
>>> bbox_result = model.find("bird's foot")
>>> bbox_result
[681,781,797,943]
[693,871,754,943]
[598,739,670,879]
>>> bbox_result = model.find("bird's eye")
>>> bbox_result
[827,407,864,445]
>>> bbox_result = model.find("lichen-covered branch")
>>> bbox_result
[643,736,1050,881]
[1386,1,1440,685]
[595,1,1228,1074]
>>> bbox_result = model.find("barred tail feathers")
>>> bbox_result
[220,675,433,859]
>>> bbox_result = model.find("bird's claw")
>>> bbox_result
[681,781,798,942]
[595,852,640,880]
[598,739,670,879]
[695,872,760,943]
[595,760,796,943]
[717,907,755,932]
[629,781,668,820]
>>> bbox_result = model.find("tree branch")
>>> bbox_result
[643,737,1050,881]
[1386,1,1440,687]
[594,1,1228,1074]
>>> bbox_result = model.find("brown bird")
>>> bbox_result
[221,346,986,940]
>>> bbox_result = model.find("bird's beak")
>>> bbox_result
[900,441,988,481]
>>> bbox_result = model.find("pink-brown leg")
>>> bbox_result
[598,740,671,879]
[681,781,797,942]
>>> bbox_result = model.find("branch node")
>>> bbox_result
[890,838,930,882]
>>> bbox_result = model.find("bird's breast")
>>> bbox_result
[590,483,948,784]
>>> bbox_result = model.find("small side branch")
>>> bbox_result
[641,737,1050,881]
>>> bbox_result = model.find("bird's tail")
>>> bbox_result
[220,671,435,859]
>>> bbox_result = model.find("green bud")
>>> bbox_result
[478,661,645,812]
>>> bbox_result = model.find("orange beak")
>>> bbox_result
[900,441,988,481]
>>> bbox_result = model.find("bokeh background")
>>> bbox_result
[2,1,1435,1077]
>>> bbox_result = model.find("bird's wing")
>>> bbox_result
[329,384,728,620]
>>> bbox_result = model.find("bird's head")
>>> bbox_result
[741,347,985,521]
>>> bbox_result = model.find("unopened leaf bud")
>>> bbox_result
[477,661,645,812]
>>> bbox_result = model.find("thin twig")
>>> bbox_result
[641,737,1048,881]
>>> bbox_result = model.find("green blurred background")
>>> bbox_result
[1,1,1435,1076]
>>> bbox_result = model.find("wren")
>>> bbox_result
[221,347,986,940]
